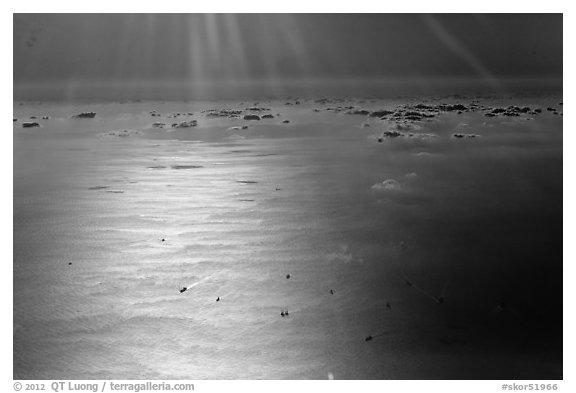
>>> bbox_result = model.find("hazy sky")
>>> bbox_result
[13,14,562,99]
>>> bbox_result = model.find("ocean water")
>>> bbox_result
[13,97,562,379]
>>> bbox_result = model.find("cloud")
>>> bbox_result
[413,151,436,158]
[372,179,402,191]
[326,244,354,264]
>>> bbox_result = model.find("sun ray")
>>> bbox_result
[421,14,501,89]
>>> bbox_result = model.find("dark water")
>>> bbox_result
[13,96,562,379]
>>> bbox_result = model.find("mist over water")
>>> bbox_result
[13,77,563,102]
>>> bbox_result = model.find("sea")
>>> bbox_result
[13,94,563,379]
